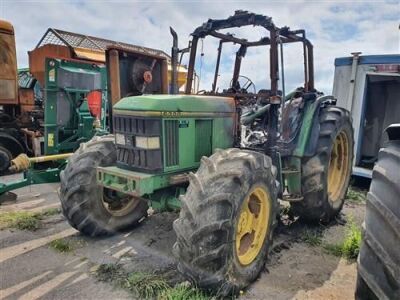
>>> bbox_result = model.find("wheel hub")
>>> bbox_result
[102,188,141,217]
[235,186,271,266]
[328,131,350,202]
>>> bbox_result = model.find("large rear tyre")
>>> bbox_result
[291,106,354,222]
[173,149,278,296]
[356,140,400,299]
[60,135,148,236]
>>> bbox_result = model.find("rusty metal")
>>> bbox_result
[35,28,169,61]
[170,27,179,94]
[185,37,198,94]
[185,10,315,96]
[0,19,18,105]
[212,40,224,92]
[108,49,121,107]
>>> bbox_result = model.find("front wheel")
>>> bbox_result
[60,135,148,236]
[173,148,278,296]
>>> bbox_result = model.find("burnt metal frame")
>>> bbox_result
[184,10,314,96]
[180,10,315,160]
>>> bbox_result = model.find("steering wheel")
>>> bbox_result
[230,75,256,93]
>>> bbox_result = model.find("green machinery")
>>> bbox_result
[0,58,107,196]
[60,11,355,296]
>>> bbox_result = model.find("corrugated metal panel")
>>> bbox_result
[35,28,169,61]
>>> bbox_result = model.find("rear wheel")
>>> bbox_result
[173,149,278,296]
[292,106,354,222]
[60,135,148,236]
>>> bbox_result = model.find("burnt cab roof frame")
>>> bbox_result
[184,10,314,96]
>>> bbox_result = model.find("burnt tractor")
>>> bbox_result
[60,11,354,295]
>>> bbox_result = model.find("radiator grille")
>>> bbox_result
[164,120,179,166]
[114,115,160,135]
[113,114,162,172]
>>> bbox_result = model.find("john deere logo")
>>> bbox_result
[161,111,182,117]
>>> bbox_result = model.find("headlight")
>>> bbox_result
[115,133,125,145]
[135,136,160,149]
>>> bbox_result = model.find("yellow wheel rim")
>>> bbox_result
[102,188,141,217]
[328,131,350,202]
[235,186,271,266]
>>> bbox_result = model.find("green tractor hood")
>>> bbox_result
[113,94,235,115]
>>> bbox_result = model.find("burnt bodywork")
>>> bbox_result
[172,10,322,161]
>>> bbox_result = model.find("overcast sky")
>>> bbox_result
[1,0,399,94]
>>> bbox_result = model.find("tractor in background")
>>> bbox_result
[0,21,186,198]
[60,11,354,295]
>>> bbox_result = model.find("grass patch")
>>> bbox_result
[0,211,41,230]
[123,272,169,299]
[41,207,61,217]
[159,283,210,300]
[95,264,211,299]
[323,219,362,260]
[0,208,61,231]
[346,187,366,203]
[301,229,322,247]
[49,238,74,253]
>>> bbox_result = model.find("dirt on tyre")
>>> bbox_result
[173,148,278,296]
[291,106,354,222]
[355,139,400,299]
[60,135,148,236]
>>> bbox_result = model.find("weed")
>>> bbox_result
[49,238,73,253]
[346,187,366,203]
[95,266,211,299]
[41,208,61,217]
[0,207,61,231]
[123,272,169,299]
[323,243,343,257]
[323,219,362,260]
[301,229,322,246]
[0,211,41,230]
[95,263,125,282]
[159,283,210,300]
[341,221,362,259]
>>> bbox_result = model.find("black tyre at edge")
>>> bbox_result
[355,140,400,299]
[173,148,278,296]
[60,135,148,236]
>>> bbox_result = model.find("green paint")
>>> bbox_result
[97,166,187,212]
[44,58,108,155]
[293,100,320,157]
[96,166,192,197]
[0,166,63,194]
[148,187,184,212]
[113,94,235,113]
[285,157,302,195]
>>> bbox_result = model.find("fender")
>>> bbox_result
[293,95,337,157]
[385,124,400,141]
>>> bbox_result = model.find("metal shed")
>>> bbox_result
[333,53,400,178]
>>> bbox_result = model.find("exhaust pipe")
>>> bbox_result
[170,27,179,94]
